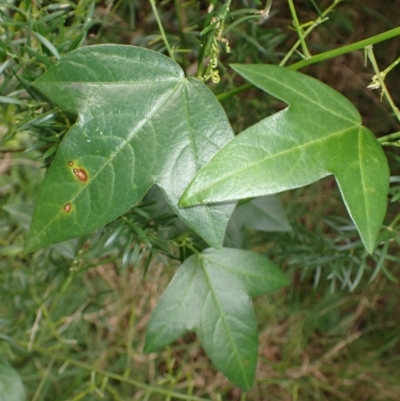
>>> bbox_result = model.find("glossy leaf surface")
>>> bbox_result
[181,64,389,253]
[25,45,235,252]
[144,248,289,391]
[0,360,26,401]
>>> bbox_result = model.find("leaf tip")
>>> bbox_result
[143,333,164,355]
[238,381,253,393]
[364,239,376,255]
[142,341,153,355]
[23,234,39,254]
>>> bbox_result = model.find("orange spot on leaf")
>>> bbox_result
[64,203,72,213]
[72,168,88,182]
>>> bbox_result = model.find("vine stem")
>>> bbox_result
[366,45,400,123]
[290,26,400,70]
[280,0,342,67]
[217,26,400,102]
[377,131,400,143]
[149,0,176,62]
[287,0,311,59]
[381,55,400,76]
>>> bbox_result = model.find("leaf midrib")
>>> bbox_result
[185,125,357,202]
[32,81,183,241]
[357,128,372,243]
[201,257,250,389]
[207,255,287,288]
[233,66,359,125]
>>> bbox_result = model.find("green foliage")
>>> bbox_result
[144,248,289,391]
[23,42,393,390]
[1,0,400,399]
[181,64,390,253]
[24,45,236,252]
[0,360,26,401]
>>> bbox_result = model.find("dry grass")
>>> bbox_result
[5,251,396,400]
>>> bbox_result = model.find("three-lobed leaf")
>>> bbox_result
[25,45,236,252]
[181,64,389,253]
[144,247,289,391]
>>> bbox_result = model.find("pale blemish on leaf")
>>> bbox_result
[72,168,88,182]
[64,203,72,213]
[68,161,74,166]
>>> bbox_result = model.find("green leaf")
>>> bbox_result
[24,45,235,252]
[180,64,389,253]
[144,247,289,391]
[225,195,291,248]
[0,360,26,401]
[2,203,34,231]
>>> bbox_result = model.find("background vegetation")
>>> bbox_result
[1,0,399,400]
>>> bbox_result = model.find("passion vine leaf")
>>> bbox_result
[180,64,389,253]
[144,247,289,391]
[24,45,235,252]
[225,195,292,248]
[0,360,26,401]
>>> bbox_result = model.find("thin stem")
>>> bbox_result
[31,357,56,401]
[216,82,252,101]
[180,239,202,256]
[95,0,125,43]
[381,55,400,77]
[149,0,175,62]
[174,0,187,71]
[388,214,400,231]
[290,26,400,70]
[196,2,220,78]
[287,0,311,59]
[366,45,400,123]
[217,27,400,102]
[280,17,328,66]
[280,0,342,66]
[381,142,400,148]
[377,131,400,143]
